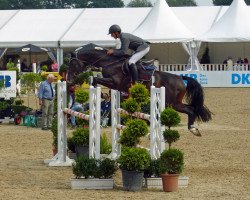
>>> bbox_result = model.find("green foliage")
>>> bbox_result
[167,0,197,7]
[121,98,140,114]
[127,0,152,7]
[98,158,117,179]
[163,129,180,149]
[11,105,32,114]
[118,147,151,171]
[21,73,42,89]
[63,56,70,65]
[51,117,58,147]
[73,72,94,85]
[144,158,163,178]
[14,99,24,106]
[100,133,112,154]
[160,107,181,129]
[160,148,184,174]
[74,87,89,104]
[72,128,89,146]
[129,83,149,104]
[75,115,89,127]
[0,101,9,110]
[67,137,76,153]
[72,155,98,179]
[59,64,69,74]
[41,65,48,71]
[6,67,20,82]
[0,79,5,91]
[119,128,140,147]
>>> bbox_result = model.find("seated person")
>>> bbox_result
[68,86,83,128]
[101,92,111,116]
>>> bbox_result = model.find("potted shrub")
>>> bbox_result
[72,127,89,157]
[100,133,112,156]
[118,147,150,191]
[71,156,117,189]
[160,148,184,192]
[51,117,58,155]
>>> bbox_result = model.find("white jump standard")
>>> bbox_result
[44,80,101,167]
[110,86,166,160]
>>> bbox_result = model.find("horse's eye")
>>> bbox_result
[74,72,77,76]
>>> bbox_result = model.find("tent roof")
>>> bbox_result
[0,9,84,48]
[60,8,150,47]
[132,0,194,43]
[199,0,250,42]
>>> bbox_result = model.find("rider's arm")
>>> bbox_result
[113,37,130,56]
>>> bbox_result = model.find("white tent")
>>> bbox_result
[0,9,84,48]
[133,0,194,42]
[200,0,250,42]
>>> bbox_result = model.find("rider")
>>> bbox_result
[107,24,150,84]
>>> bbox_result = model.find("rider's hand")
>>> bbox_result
[107,49,114,55]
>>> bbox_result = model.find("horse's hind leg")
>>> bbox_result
[172,103,201,137]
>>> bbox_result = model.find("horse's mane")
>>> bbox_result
[76,43,126,62]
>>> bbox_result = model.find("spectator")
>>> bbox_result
[68,85,83,129]
[237,57,243,64]
[244,58,249,70]
[51,60,58,72]
[6,58,15,69]
[227,57,233,70]
[21,58,28,72]
[101,92,111,116]
[244,58,248,64]
[38,74,55,130]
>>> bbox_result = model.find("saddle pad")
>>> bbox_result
[139,66,155,82]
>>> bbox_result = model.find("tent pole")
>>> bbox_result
[57,48,63,71]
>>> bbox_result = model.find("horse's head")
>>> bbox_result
[67,58,88,84]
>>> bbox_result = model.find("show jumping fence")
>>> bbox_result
[44,80,101,167]
[110,85,166,160]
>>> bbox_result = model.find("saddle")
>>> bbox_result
[122,59,156,82]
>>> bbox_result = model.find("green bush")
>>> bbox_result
[72,155,98,179]
[125,119,148,138]
[51,117,58,147]
[119,128,139,147]
[75,88,89,104]
[144,158,163,178]
[98,158,117,179]
[160,148,184,174]
[100,133,112,154]
[121,98,140,114]
[0,101,9,110]
[118,147,150,172]
[0,79,4,91]
[75,116,89,127]
[67,137,76,153]
[129,83,149,104]
[163,129,180,149]
[59,64,69,74]
[72,128,89,146]
[14,100,24,106]
[160,107,181,129]
[11,105,32,114]
[41,65,48,71]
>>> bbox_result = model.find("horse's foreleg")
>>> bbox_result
[172,103,201,137]
[93,77,116,89]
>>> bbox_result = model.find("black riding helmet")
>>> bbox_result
[108,24,121,34]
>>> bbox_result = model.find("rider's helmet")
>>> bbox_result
[108,24,121,34]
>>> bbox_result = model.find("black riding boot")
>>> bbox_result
[129,63,138,83]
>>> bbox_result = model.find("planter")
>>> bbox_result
[122,170,144,191]
[75,145,89,157]
[70,178,114,190]
[145,176,189,189]
[161,174,179,192]
[68,151,77,160]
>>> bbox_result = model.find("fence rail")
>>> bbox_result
[159,64,250,72]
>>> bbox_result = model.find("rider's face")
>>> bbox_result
[111,32,118,39]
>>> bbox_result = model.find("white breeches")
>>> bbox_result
[129,47,150,65]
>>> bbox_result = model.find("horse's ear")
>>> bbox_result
[71,52,76,58]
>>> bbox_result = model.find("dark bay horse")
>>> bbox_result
[67,44,212,136]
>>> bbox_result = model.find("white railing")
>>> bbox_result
[159,64,250,71]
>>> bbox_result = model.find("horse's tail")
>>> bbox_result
[182,76,212,122]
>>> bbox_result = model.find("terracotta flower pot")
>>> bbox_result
[52,148,58,156]
[161,174,179,192]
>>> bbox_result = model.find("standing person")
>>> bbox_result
[38,74,55,130]
[107,24,150,84]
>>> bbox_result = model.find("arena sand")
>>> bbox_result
[0,88,249,200]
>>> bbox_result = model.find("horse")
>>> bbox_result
[67,43,212,136]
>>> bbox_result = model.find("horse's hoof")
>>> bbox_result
[189,127,202,137]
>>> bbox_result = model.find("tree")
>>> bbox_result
[213,0,250,5]
[167,0,197,7]
[0,0,43,9]
[127,0,152,7]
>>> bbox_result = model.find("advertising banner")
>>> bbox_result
[0,71,17,99]
[169,71,250,88]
